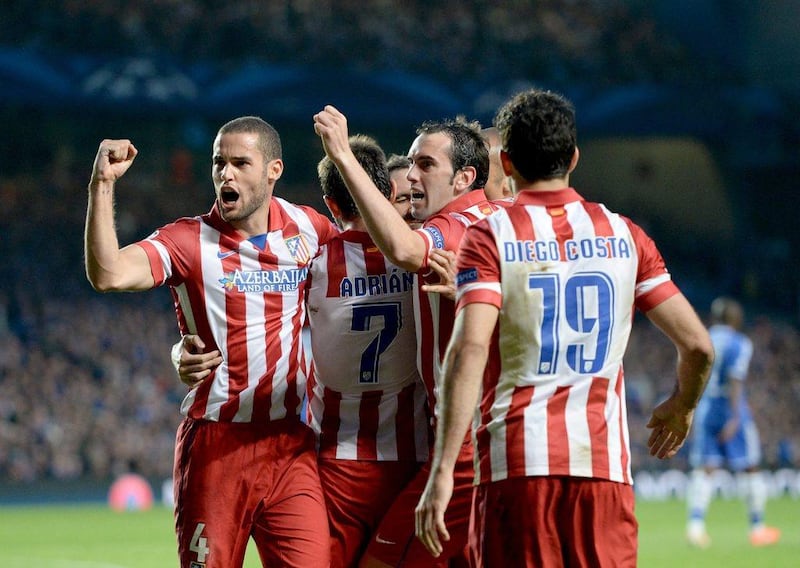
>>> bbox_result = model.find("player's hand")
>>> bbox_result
[90,139,138,185]
[718,417,739,443]
[171,335,223,388]
[312,105,352,164]
[414,469,454,558]
[646,394,694,459]
[421,249,457,301]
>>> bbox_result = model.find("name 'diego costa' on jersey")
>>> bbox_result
[503,236,632,263]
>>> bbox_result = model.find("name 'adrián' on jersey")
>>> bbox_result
[339,268,415,298]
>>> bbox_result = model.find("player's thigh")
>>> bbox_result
[252,444,330,568]
[727,419,763,470]
[321,459,421,568]
[173,419,256,568]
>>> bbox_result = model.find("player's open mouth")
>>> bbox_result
[411,190,425,201]
[220,188,239,204]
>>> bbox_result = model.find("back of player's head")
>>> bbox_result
[318,134,390,221]
[493,89,576,183]
[416,116,489,191]
[710,296,744,329]
[218,116,282,161]
[387,153,411,176]
[481,126,501,150]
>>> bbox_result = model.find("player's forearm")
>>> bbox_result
[84,181,152,292]
[336,152,426,271]
[85,180,124,290]
[674,338,714,410]
[646,294,714,410]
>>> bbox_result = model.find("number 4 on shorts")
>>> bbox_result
[190,522,210,564]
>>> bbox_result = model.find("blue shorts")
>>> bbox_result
[689,402,762,471]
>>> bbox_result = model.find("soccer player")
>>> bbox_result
[386,153,421,229]
[481,126,513,200]
[686,297,781,548]
[84,117,337,568]
[314,106,503,567]
[172,135,433,568]
[306,135,431,566]
[414,88,715,567]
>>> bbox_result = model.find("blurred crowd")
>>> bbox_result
[0,0,794,486]
[4,0,726,89]
[1,154,799,484]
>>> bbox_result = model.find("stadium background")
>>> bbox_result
[0,1,799,502]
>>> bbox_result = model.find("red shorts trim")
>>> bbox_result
[473,476,638,568]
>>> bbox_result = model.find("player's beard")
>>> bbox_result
[219,175,270,223]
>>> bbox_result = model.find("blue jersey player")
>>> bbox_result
[686,297,780,548]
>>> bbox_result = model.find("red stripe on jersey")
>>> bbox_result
[317,387,343,459]
[326,239,347,298]
[547,386,571,473]
[437,298,456,367]
[616,367,631,484]
[507,205,537,242]
[548,205,573,260]
[505,384,535,477]
[476,382,494,482]
[587,377,611,479]
[583,201,614,237]
[358,391,381,460]
[395,381,424,460]
[416,289,436,406]
[363,242,387,276]
[281,285,305,417]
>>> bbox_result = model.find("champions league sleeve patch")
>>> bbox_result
[456,268,478,286]
[422,226,445,249]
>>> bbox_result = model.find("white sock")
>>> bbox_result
[744,471,768,530]
[687,469,712,531]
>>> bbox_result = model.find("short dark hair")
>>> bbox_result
[493,89,576,182]
[317,134,390,221]
[387,153,411,175]
[416,116,489,190]
[218,116,282,161]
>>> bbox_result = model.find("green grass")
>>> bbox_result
[0,498,796,567]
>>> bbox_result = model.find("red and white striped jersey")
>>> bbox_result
[413,189,506,410]
[305,230,430,462]
[455,188,680,485]
[137,199,338,424]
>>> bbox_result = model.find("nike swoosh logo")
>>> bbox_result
[374,535,396,545]
[217,250,236,259]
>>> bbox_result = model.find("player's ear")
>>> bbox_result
[454,165,477,194]
[322,195,342,220]
[499,150,514,176]
[389,179,398,203]
[568,147,580,174]
[267,158,284,183]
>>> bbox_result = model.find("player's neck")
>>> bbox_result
[340,217,367,232]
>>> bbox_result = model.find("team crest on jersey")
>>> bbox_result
[285,234,311,265]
